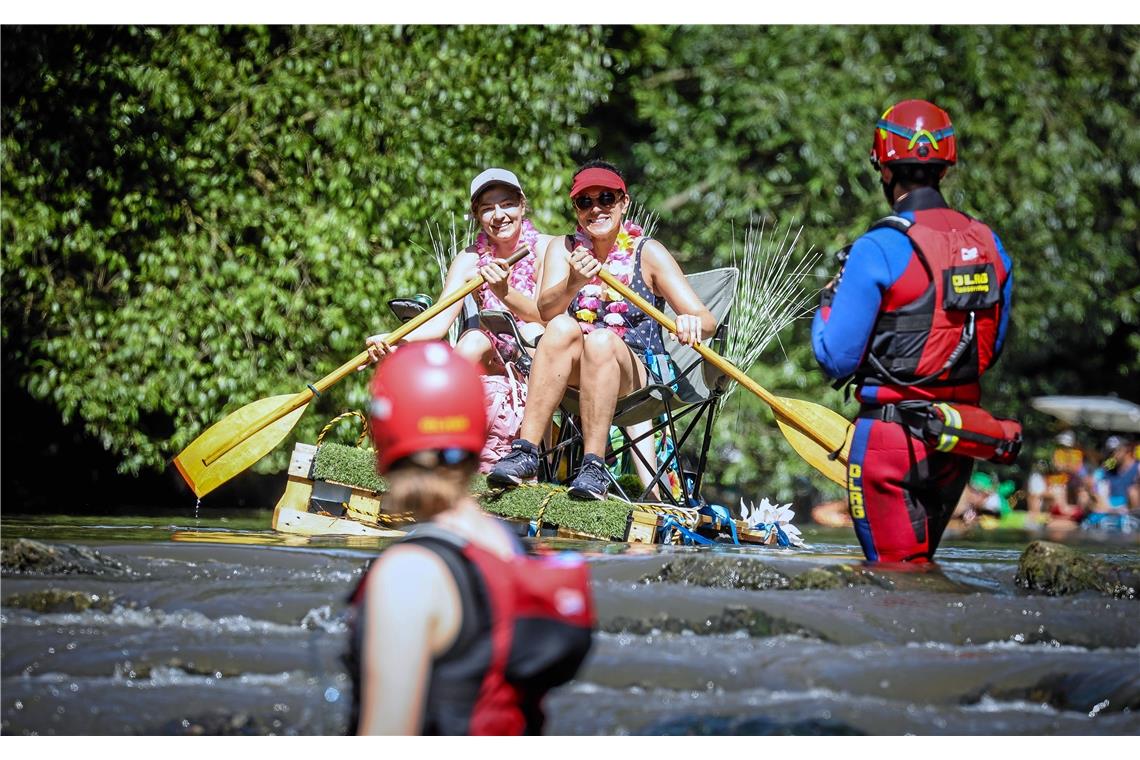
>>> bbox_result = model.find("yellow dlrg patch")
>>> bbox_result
[848,463,866,519]
[951,271,990,293]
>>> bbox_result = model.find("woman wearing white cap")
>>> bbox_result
[366,168,552,369]
[489,160,716,500]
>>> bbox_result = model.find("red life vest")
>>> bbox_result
[346,526,594,735]
[857,210,1009,389]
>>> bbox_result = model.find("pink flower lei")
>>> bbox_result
[475,218,541,322]
[570,220,644,339]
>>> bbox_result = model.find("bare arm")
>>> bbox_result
[366,250,479,360]
[642,239,717,344]
[356,546,461,736]
[537,236,601,321]
[483,236,550,324]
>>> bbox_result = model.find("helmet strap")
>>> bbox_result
[882,165,945,206]
[880,167,899,205]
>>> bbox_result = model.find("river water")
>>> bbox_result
[2,512,1138,736]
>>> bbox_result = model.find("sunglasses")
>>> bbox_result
[573,191,623,211]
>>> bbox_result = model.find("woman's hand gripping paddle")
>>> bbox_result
[594,268,853,487]
[173,246,532,498]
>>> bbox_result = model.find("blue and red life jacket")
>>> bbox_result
[856,208,1010,398]
[346,525,594,735]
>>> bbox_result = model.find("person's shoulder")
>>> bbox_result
[451,247,480,266]
[533,232,559,255]
[369,543,452,588]
[849,225,897,261]
[445,247,480,276]
[545,232,575,257]
[639,236,678,268]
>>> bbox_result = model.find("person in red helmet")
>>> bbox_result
[347,342,594,735]
[811,99,1017,563]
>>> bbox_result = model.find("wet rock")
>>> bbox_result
[165,658,245,678]
[3,588,115,613]
[113,658,246,681]
[602,605,825,640]
[158,711,282,736]
[115,660,153,680]
[788,565,879,590]
[1,539,128,577]
[969,666,1140,714]
[643,714,864,735]
[1015,541,1139,599]
[645,556,790,590]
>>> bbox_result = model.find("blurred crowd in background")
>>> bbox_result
[953,432,1139,537]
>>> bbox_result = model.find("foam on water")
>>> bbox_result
[2,604,345,635]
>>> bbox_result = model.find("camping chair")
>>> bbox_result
[547,267,739,506]
[387,293,481,336]
[388,294,532,375]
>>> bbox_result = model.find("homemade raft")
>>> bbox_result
[272,424,798,547]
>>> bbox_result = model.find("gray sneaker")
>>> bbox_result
[487,439,540,487]
[568,454,610,501]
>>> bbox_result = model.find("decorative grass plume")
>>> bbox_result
[426,218,474,344]
[724,217,822,400]
[627,201,660,240]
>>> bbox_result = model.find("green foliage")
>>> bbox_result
[2,25,612,473]
[4,25,1137,501]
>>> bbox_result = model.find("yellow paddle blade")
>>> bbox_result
[773,396,853,487]
[174,394,308,498]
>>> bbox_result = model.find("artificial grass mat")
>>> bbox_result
[310,442,633,540]
[310,442,385,493]
[472,480,632,541]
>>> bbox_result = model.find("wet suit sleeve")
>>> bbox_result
[811,234,894,379]
[992,231,1014,363]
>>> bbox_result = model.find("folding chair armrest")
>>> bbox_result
[479,309,535,348]
[709,321,730,351]
[387,294,433,324]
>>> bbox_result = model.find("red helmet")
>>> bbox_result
[369,341,486,473]
[871,99,957,172]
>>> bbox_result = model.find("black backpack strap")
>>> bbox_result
[870,214,932,279]
[869,214,913,234]
[400,531,487,661]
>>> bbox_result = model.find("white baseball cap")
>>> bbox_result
[469,168,523,204]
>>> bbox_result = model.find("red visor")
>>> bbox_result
[569,167,626,198]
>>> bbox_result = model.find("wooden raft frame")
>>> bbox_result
[271,442,778,545]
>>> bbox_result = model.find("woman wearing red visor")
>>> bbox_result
[489,160,715,500]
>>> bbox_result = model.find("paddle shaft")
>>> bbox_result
[201,245,531,466]
[593,267,847,458]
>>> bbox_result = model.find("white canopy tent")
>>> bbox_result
[1030,395,1140,433]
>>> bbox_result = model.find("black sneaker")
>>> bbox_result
[487,439,540,487]
[568,454,611,501]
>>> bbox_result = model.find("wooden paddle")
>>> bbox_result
[594,268,853,487]
[174,246,532,498]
